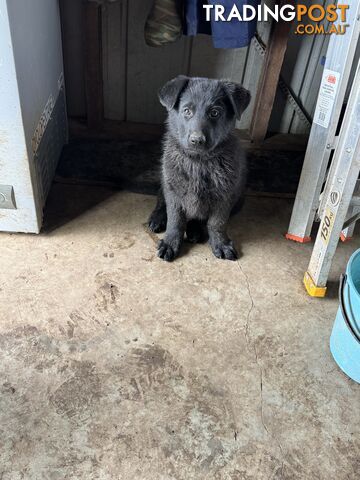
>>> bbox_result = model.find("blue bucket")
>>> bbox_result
[330,249,360,383]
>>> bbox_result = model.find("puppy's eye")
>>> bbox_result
[209,108,220,119]
[183,107,192,118]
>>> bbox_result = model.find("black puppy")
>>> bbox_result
[148,76,250,262]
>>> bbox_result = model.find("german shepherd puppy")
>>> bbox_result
[148,76,250,262]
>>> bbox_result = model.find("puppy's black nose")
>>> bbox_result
[189,132,206,146]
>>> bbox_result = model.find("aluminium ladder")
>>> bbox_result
[286,0,360,296]
[286,0,360,244]
[304,58,360,297]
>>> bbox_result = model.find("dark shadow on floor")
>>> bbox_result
[325,279,341,300]
[42,182,118,233]
[56,139,162,196]
[45,137,305,233]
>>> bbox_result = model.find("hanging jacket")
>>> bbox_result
[184,0,260,48]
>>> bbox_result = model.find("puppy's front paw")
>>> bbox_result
[212,241,238,261]
[157,240,177,262]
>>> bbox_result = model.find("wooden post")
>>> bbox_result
[250,16,292,143]
[83,1,104,130]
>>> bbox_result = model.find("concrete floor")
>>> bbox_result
[0,184,359,479]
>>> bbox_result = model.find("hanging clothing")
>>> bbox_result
[145,0,183,47]
[184,0,260,48]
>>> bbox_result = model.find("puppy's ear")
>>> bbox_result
[222,82,251,120]
[158,75,189,111]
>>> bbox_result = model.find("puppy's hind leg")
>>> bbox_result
[148,189,167,233]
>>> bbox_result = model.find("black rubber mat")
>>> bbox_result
[56,139,304,196]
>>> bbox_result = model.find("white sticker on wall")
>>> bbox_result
[313,69,341,128]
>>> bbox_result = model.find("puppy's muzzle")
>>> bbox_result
[189,131,206,147]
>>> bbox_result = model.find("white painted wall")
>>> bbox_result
[0,0,64,233]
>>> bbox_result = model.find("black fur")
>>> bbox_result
[148,76,250,262]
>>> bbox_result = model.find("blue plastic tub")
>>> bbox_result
[330,249,360,383]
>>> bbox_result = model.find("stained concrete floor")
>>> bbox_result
[0,184,359,479]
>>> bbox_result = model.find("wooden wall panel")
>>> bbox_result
[84,2,104,129]
[239,16,273,130]
[61,0,331,135]
[188,36,248,81]
[59,0,86,118]
[188,36,249,129]
[126,0,191,124]
[250,17,293,142]
[102,0,128,121]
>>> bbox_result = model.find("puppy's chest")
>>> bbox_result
[177,161,233,198]
[167,160,234,218]
[187,168,214,198]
